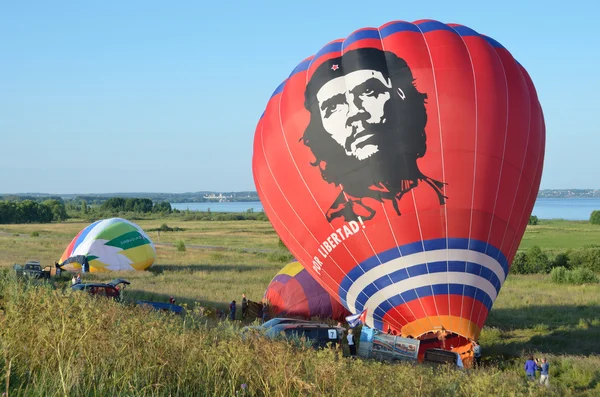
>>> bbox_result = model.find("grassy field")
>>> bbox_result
[516,220,600,254]
[1,218,599,395]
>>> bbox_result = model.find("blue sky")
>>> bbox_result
[1,0,598,194]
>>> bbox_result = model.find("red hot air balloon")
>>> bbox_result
[263,260,351,322]
[253,19,545,354]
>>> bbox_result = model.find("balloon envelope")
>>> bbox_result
[59,218,156,272]
[264,260,351,322]
[253,20,545,348]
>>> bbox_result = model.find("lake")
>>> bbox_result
[172,198,600,221]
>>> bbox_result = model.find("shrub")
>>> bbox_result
[568,246,600,273]
[30,231,39,237]
[510,252,527,274]
[525,246,550,274]
[175,240,186,252]
[590,210,600,225]
[551,266,599,285]
[552,252,571,270]
[568,268,599,284]
[550,266,568,283]
[528,215,539,225]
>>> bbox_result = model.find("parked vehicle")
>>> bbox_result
[264,321,344,349]
[262,318,318,328]
[71,278,130,302]
[135,300,184,314]
[241,317,330,337]
[14,260,48,279]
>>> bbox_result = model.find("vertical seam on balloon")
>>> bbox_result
[477,51,532,329]
[271,83,406,331]
[279,65,409,331]
[256,138,355,317]
[475,36,510,332]
[494,62,532,265]
[504,70,544,271]
[449,25,479,339]
[414,21,448,334]
[257,179,345,310]
[303,39,406,330]
[374,25,424,330]
[331,35,412,330]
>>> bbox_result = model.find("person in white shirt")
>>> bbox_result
[347,328,356,357]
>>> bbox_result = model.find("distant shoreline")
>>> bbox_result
[2,189,600,200]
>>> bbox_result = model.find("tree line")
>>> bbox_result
[99,197,172,213]
[510,244,600,284]
[0,200,68,224]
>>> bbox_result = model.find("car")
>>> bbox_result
[71,278,130,302]
[135,300,184,314]
[241,318,333,338]
[264,322,345,349]
[14,260,48,279]
[262,318,324,328]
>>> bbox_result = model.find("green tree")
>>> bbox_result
[590,210,600,225]
[42,199,68,221]
[102,197,126,212]
[153,201,172,213]
[528,215,539,225]
[510,252,527,274]
[568,246,600,273]
[552,251,571,270]
[525,246,550,274]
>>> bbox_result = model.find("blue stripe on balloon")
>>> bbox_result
[352,261,502,312]
[416,20,457,34]
[379,21,420,36]
[271,80,287,98]
[481,35,506,49]
[288,58,312,78]
[343,28,381,48]
[262,20,509,111]
[73,219,103,252]
[369,284,494,324]
[338,238,508,301]
[313,41,343,62]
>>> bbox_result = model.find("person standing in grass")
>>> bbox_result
[229,300,237,321]
[524,355,537,381]
[347,329,356,357]
[537,357,550,387]
[241,294,248,318]
[473,341,482,368]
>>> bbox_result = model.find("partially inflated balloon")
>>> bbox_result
[264,260,350,322]
[253,20,544,349]
[59,218,156,272]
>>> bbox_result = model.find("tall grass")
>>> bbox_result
[2,219,600,394]
[0,276,577,396]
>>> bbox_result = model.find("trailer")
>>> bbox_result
[358,326,420,362]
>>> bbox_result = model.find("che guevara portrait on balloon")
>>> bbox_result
[301,47,447,223]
